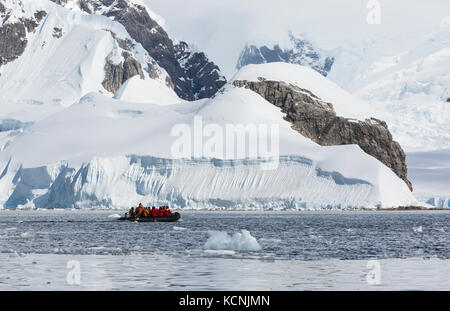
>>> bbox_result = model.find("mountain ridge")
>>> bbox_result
[49,0,227,100]
[236,32,335,77]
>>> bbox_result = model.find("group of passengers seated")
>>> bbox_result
[129,203,172,218]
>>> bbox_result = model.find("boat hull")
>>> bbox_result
[118,212,181,222]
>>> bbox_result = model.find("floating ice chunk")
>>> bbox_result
[20,232,32,238]
[204,230,262,252]
[173,226,187,231]
[413,226,423,233]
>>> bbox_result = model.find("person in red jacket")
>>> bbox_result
[158,207,164,216]
[164,207,171,216]
[151,206,158,217]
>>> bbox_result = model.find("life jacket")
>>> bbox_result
[164,209,171,216]
[142,208,149,217]
[136,207,145,217]
[151,208,158,217]
[158,209,164,216]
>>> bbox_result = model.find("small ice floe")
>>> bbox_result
[173,226,187,231]
[204,230,262,252]
[413,226,423,233]
[20,232,32,238]
[108,214,121,219]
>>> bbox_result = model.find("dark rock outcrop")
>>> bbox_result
[174,41,227,99]
[50,0,227,100]
[0,11,47,68]
[233,79,412,190]
[52,27,63,38]
[237,32,334,77]
[102,29,164,93]
[102,52,145,93]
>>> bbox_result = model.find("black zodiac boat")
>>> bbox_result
[118,212,181,222]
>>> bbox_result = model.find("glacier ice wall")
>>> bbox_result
[0,155,379,210]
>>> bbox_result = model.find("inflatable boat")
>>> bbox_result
[118,212,181,222]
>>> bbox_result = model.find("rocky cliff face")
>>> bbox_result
[233,79,412,190]
[50,0,226,100]
[174,41,227,99]
[0,10,47,68]
[102,52,145,93]
[237,32,334,77]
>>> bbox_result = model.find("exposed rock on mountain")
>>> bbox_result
[50,0,226,100]
[233,79,412,190]
[102,52,145,93]
[0,10,47,68]
[174,41,227,99]
[237,32,334,77]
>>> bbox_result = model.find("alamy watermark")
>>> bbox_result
[366,260,381,285]
[66,260,81,285]
[367,0,381,25]
[171,116,280,170]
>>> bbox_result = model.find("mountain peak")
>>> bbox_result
[236,32,335,77]
[50,0,226,100]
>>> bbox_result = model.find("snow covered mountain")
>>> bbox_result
[236,32,335,77]
[0,1,419,210]
[349,24,450,152]
[0,0,171,123]
[239,22,449,207]
[49,0,227,101]
[324,17,450,207]
[0,60,417,209]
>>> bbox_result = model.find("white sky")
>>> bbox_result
[144,0,450,78]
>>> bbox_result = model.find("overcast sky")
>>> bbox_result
[144,0,450,78]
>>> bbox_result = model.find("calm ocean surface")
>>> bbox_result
[0,210,449,290]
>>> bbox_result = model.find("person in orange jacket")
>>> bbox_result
[135,203,145,217]
[142,207,150,217]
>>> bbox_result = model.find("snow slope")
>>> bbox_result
[114,76,181,105]
[0,63,418,209]
[0,0,169,122]
[352,23,450,152]
[320,18,450,206]
[320,17,450,152]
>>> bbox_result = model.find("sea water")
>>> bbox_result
[0,210,449,290]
